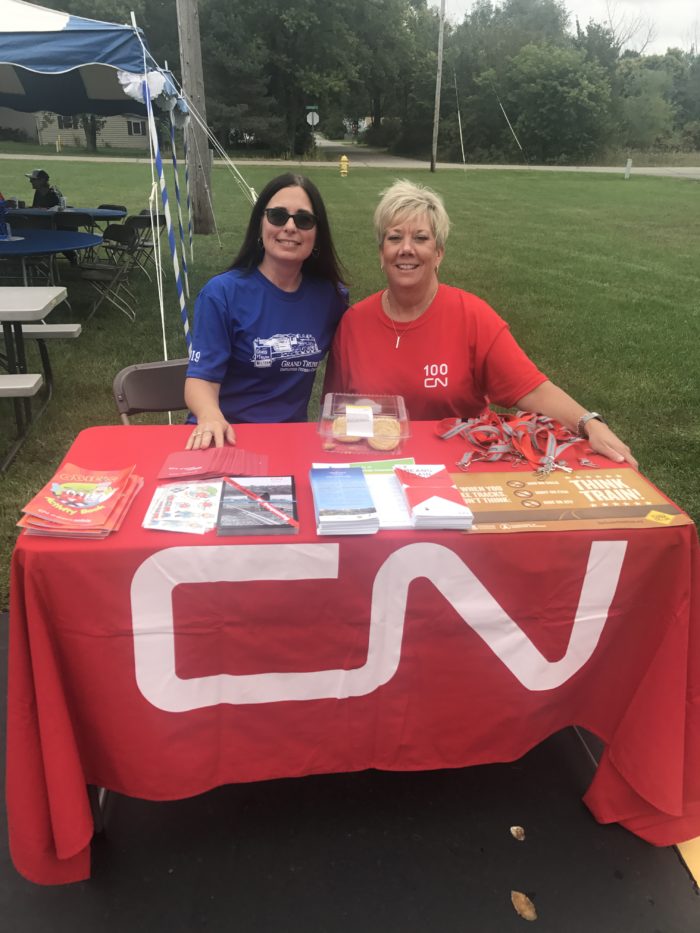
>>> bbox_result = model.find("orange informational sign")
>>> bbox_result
[452,467,692,534]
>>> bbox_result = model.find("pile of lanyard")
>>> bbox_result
[436,410,587,473]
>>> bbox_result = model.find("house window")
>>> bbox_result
[127,120,147,136]
[57,115,79,130]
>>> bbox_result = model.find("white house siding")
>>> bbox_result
[35,113,149,149]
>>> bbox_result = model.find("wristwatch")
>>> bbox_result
[577,411,606,438]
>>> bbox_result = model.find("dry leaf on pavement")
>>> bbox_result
[511,890,537,921]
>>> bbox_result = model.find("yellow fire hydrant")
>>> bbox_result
[339,155,349,177]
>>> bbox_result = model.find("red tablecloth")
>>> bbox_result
[6,423,700,884]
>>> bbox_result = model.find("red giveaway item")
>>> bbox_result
[157,447,269,481]
[21,462,135,529]
[393,464,473,529]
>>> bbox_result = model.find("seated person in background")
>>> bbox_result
[185,173,348,449]
[25,169,62,208]
[324,179,637,468]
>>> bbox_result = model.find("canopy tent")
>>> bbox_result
[0,0,253,359]
[0,0,171,116]
[0,0,196,359]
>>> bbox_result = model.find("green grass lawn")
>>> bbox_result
[1,159,698,608]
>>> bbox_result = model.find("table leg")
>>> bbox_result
[1,321,27,441]
[11,322,33,424]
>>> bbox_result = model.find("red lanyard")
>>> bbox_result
[436,411,583,472]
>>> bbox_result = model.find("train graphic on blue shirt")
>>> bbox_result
[251,333,320,367]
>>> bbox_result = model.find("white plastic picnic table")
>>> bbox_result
[0,286,68,469]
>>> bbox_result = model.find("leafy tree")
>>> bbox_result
[391,1,443,156]
[249,0,357,154]
[503,43,612,162]
[345,0,411,131]
[54,0,147,23]
[617,56,676,149]
[198,0,285,151]
[675,53,700,129]
[451,0,572,161]
[573,19,620,75]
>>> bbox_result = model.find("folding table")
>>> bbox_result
[0,285,67,469]
[7,422,700,884]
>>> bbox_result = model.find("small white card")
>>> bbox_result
[345,404,374,437]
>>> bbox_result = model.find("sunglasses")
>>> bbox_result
[264,207,317,231]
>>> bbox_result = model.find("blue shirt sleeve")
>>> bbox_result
[187,277,235,383]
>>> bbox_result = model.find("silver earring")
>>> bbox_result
[311,246,319,258]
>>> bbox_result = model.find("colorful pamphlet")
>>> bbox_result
[217,476,299,535]
[142,480,223,534]
[19,462,142,537]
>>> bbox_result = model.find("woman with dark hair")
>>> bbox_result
[185,173,347,448]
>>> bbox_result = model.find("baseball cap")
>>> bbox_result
[25,169,49,181]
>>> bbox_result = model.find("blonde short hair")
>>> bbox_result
[373,179,450,250]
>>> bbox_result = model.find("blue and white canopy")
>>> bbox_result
[0,0,176,116]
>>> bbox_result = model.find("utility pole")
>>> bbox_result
[430,0,446,173]
[176,0,214,233]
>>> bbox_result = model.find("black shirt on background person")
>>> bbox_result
[25,168,62,208]
[25,168,79,263]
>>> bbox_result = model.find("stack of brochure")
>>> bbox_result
[309,466,380,535]
[311,457,415,530]
[157,446,268,481]
[393,464,474,530]
[18,462,143,538]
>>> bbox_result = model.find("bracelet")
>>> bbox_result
[577,411,606,438]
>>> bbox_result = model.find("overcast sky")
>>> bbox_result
[433,1,700,55]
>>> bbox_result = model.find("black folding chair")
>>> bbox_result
[80,223,139,320]
[112,359,189,424]
[124,213,167,280]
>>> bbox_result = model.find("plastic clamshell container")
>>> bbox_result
[318,393,410,455]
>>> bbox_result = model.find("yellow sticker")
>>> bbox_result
[646,510,675,525]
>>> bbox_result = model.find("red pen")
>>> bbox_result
[222,477,299,527]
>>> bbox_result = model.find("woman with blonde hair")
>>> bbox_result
[324,178,635,466]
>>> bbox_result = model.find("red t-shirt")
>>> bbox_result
[323,284,547,421]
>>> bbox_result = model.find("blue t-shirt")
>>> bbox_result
[187,268,347,423]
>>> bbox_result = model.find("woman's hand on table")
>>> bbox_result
[184,376,236,449]
[186,420,236,450]
[585,420,638,470]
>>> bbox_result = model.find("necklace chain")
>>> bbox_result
[384,286,437,349]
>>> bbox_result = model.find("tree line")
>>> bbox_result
[60,0,700,163]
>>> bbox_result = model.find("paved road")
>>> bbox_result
[2,146,699,179]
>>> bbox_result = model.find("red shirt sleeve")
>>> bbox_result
[480,326,548,408]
